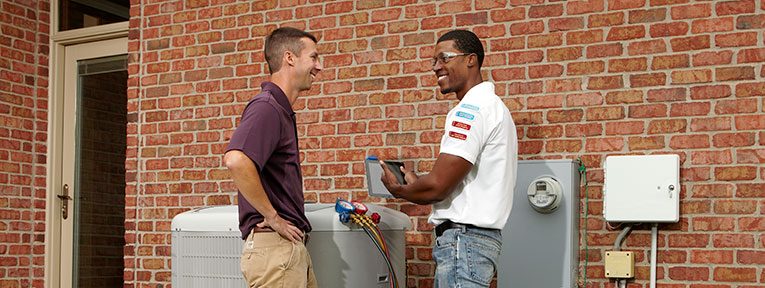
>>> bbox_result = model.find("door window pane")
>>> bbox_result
[59,0,129,31]
[74,54,127,288]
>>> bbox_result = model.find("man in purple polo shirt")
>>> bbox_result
[224,27,322,288]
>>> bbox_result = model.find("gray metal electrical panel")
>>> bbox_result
[498,159,581,288]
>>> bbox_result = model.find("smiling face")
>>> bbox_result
[433,40,471,98]
[293,37,322,92]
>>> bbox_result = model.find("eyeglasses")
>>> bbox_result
[431,52,472,67]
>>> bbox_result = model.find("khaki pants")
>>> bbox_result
[240,231,317,288]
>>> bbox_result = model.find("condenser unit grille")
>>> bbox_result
[171,231,245,288]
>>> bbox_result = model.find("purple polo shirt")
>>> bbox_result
[226,82,311,239]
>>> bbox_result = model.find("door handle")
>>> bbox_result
[57,184,71,219]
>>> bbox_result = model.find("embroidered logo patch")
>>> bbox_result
[455,111,474,120]
[452,121,471,130]
[449,131,467,140]
[460,103,480,111]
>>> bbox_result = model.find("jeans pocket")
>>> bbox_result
[465,235,501,286]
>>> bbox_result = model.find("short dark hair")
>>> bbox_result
[437,30,484,68]
[264,27,318,74]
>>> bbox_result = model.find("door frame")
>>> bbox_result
[45,3,128,285]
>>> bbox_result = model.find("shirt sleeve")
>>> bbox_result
[438,106,486,164]
[226,101,281,171]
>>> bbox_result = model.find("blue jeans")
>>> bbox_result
[433,226,502,288]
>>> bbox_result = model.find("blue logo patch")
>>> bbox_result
[460,103,479,111]
[456,111,475,120]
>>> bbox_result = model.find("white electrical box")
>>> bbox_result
[604,154,680,223]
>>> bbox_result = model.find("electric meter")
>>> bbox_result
[527,176,563,213]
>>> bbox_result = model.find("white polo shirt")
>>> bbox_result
[429,82,518,230]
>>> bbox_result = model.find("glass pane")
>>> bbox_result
[73,55,127,288]
[59,0,129,32]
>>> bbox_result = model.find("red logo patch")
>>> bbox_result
[452,121,471,130]
[449,131,467,140]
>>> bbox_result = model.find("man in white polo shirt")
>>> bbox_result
[380,29,517,288]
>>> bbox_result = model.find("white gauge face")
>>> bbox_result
[527,177,563,213]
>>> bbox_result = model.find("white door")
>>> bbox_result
[57,37,128,288]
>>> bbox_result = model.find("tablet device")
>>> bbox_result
[364,157,406,198]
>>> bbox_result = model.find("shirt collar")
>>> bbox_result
[261,81,294,115]
[462,81,495,102]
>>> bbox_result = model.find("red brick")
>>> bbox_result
[670,134,710,149]
[629,8,666,23]
[547,109,584,123]
[716,67,755,81]
[670,35,710,52]
[690,85,732,100]
[737,48,765,63]
[528,95,564,109]
[713,234,755,248]
[628,136,666,150]
[490,37,525,51]
[716,166,758,180]
[587,43,623,58]
[736,14,765,30]
[568,0,605,15]
[545,140,583,152]
[716,32,758,47]
[550,17,585,31]
[668,267,710,281]
[606,25,645,41]
[568,30,604,45]
[736,82,765,97]
[528,33,563,48]
[588,76,623,90]
[566,92,603,106]
[669,234,709,247]
[671,3,712,19]
[547,47,583,62]
[647,88,686,102]
[735,115,765,130]
[649,22,689,37]
[692,51,733,66]
[508,51,544,65]
[588,12,623,28]
[605,121,644,135]
[585,137,624,152]
[568,61,605,75]
[716,0,756,15]
[528,64,564,78]
[652,55,689,70]
[630,73,666,87]
[527,125,563,138]
[670,102,710,117]
[671,69,712,84]
[691,18,735,33]
[529,4,563,18]
[608,57,647,72]
[714,267,758,282]
[510,20,545,35]
[648,119,686,134]
[690,117,731,132]
[606,90,643,104]
[628,39,667,56]
[586,106,625,120]
[609,0,646,10]
[491,7,526,22]
[630,103,668,118]
[736,149,765,165]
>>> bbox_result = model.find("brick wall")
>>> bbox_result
[139,0,761,287]
[0,0,49,287]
